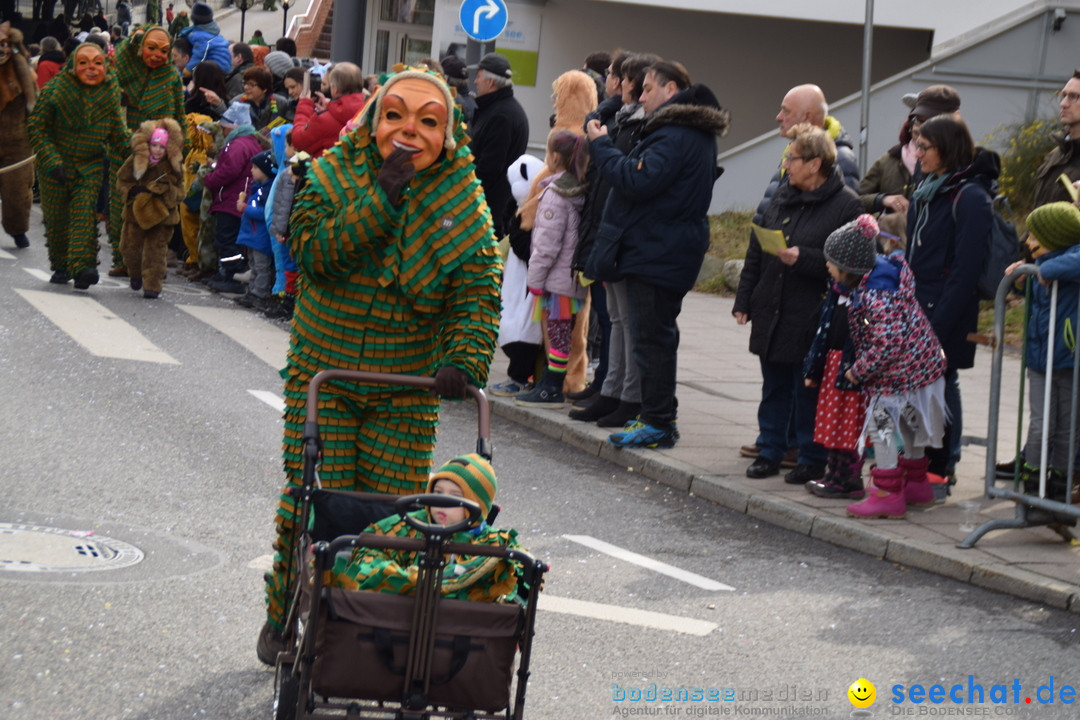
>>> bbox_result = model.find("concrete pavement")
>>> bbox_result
[487,291,1080,613]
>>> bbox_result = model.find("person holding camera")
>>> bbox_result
[291,62,368,157]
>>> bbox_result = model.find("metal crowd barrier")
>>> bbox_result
[960,265,1080,548]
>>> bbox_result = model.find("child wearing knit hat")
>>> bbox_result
[330,454,525,603]
[1001,202,1080,500]
[233,149,278,309]
[802,216,878,500]
[825,214,948,519]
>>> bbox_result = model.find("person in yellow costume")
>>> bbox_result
[257,66,502,665]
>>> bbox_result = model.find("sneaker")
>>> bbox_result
[513,385,565,408]
[489,380,532,397]
[608,421,678,449]
[256,621,285,666]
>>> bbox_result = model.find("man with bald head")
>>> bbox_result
[752,83,859,225]
[737,83,860,481]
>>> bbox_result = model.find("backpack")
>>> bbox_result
[951,183,1021,300]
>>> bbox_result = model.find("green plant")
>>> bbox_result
[988,116,1059,223]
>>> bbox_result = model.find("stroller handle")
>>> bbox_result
[395,493,483,536]
[302,370,492,460]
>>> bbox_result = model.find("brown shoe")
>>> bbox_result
[257,621,285,666]
[107,264,128,277]
[739,444,760,459]
[781,448,799,469]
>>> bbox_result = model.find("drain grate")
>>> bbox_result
[0,523,144,573]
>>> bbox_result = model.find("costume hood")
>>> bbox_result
[130,117,184,178]
[0,23,36,114]
[551,69,597,135]
[271,122,293,169]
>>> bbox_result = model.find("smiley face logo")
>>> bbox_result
[848,678,876,709]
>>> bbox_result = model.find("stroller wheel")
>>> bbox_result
[273,661,299,720]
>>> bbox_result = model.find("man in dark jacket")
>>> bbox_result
[1033,69,1080,207]
[586,60,730,449]
[469,53,528,238]
[224,42,254,102]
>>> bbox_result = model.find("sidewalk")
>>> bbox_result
[487,291,1080,613]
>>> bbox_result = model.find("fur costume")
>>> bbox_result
[116,118,185,295]
[265,67,502,630]
[107,26,185,270]
[28,44,128,279]
[180,113,219,271]
[0,22,37,245]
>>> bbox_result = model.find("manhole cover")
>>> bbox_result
[0,523,144,573]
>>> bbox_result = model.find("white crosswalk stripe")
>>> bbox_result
[249,389,286,412]
[538,595,718,636]
[564,534,735,591]
[15,288,180,364]
[178,304,288,369]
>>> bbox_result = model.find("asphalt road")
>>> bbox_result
[1,210,1079,719]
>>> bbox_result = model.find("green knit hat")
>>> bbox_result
[1026,202,1080,252]
[427,453,497,522]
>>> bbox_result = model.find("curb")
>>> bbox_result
[489,396,1080,614]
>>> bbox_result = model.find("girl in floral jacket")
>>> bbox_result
[822,215,947,519]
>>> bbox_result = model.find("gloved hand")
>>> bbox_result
[377,147,417,205]
[49,165,68,183]
[128,185,148,200]
[527,286,544,296]
[433,366,469,399]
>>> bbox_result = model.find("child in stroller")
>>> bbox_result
[328,453,525,603]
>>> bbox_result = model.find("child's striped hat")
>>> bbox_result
[427,453,497,522]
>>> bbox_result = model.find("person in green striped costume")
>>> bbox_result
[28,43,128,288]
[256,66,503,665]
[107,26,185,276]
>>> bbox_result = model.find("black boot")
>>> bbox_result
[73,267,100,290]
[568,394,619,422]
[13,234,29,249]
[597,401,641,428]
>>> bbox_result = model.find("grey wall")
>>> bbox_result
[508,0,931,153]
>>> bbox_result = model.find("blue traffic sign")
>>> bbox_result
[459,0,508,42]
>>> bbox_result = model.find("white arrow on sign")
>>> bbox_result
[473,0,499,35]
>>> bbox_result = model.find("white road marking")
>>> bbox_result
[539,594,718,636]
[178,304,289,369]
[247,554,275,572]
[0,248,15,260]
[23,268,52,282]
[249,389,285,413]
[15,289,180,364]
[563,534,734,591]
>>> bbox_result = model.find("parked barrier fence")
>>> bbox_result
[961,264,1080,548]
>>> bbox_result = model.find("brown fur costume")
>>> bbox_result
[0,22,37,244]
[115,118,185,295]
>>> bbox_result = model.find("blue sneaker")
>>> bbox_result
[489,380,532,397]
[608,421,678,449]
[513,385,565,408]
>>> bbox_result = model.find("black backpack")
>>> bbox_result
[951,184,1021,300]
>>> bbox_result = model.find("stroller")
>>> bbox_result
[271,370,547,720]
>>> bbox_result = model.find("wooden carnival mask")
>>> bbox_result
[374,77,449,172]
[75,44,107,86]
[141,28,171,70]
[0,22,12,66]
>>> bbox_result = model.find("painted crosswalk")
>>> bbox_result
[564,534,735,591]
[15,288,180,364]
[177,304,289,369]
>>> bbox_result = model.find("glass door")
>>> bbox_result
[367,0,434,75]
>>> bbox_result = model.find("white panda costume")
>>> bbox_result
[498,154,546,349]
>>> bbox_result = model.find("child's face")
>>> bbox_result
[148,142,166,162]
[285,141,296,157]
[826,261,843,283]
[251,165,269,183]
[1026,234,1048,259]
[429,479,468,526]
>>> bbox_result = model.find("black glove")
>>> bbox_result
[49,165,68,183]
[128,185,149,200]
[433,366,468,399]
[377,147,417,205]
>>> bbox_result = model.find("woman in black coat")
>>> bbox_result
[734,123,862,482]
[906,114,997,481]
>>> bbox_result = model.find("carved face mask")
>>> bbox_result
[374,77,449,172]
[75,45,106,86]
[0,22,11,66]
[141,29,171,70]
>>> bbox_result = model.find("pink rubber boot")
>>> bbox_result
[900,456,935,507]
[846,466,907,519]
